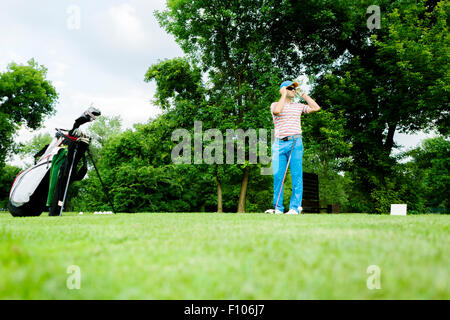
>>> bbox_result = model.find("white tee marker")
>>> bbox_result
[390,204,407,216]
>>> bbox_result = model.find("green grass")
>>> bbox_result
[0,211,448,299]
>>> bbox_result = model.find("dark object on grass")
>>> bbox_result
[302,173,340,213]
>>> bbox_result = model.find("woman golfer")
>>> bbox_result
[265,80,321,214]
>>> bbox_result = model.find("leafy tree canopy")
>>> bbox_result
[272,0,449,207]
[0,59,58,166]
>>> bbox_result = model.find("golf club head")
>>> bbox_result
[84,107,101,121]
[70,106,102,134]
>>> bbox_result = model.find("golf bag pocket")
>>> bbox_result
[9,162,51,207]
[46,148,68,207]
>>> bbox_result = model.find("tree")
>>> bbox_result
[62,115,123,211]
[71,115,217,213]
[145,58,237,212]
[0,59,58,167]
[0,165,21,209]
[405,137,449,212]
[272,0,449,211]
[84,114,123,163]
[155,0,295,212]
[16,132,52,166]
[86,115,123,146]
[302,109,352,209]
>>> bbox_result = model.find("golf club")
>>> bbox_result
[59,142,78,216]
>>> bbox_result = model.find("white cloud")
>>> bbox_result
[49,62,69,79]
[393,130,438,153]
[96,3,148,50]
[0,0,178,169]
[52,80,67,89]
[66,88,161,129]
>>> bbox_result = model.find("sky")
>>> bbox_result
[1,0,436,166]
[0,0,184,165]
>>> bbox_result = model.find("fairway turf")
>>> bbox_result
[0,212,448,299]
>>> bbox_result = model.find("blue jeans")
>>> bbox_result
[272,136,303,213]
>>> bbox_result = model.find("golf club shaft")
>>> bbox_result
[275,137,297,211]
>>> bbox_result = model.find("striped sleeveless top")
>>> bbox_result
[271,102,311,138]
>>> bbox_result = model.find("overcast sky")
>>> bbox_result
[1,0,436,166]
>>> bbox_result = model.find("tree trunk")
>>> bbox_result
[237,166,250,213]
[216,175,223,213]
[384,123,397,154]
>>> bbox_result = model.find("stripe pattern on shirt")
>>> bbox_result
[271,102,311,138]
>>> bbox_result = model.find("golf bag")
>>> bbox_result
[8,107,102,217]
